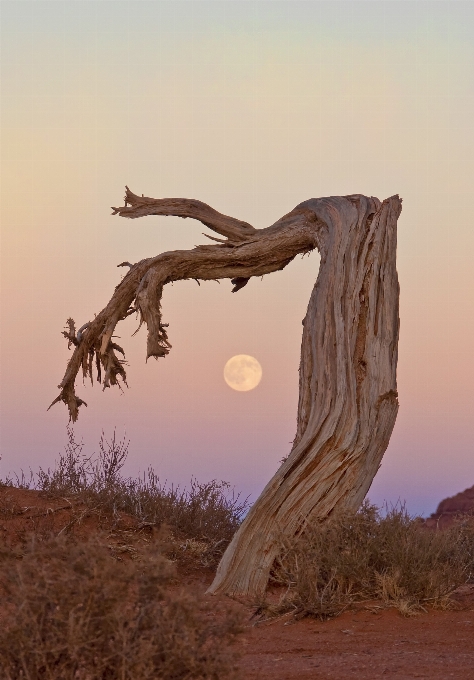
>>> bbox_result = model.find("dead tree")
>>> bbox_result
[50,188,401,598]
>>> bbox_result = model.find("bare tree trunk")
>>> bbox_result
[50,189,401,599]
[208,194,401,597]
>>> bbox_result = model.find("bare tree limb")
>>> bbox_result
[111,186,257,242]
[51,196,321,422]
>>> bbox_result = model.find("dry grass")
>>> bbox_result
[2,427,248,569]
[267,502,474,620]
[0,534,243,679]
[0,429,249,678]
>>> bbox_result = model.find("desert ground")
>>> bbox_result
[1,482,474,679]
[236,592,474,679]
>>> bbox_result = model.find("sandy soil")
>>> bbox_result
[235,598,474,679]
[2,485,474,679]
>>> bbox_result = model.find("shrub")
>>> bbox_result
[4,427,248,567]
[269,502,474,619]
[0,534,243,679]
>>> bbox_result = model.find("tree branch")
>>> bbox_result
[51,197,322,421]
[111,186,257,242]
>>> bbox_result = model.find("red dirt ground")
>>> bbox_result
[2,485,474,679]
[234,596,474,679]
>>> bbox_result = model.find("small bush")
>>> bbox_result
[8,427,248,567]
[0,534,243,679]
[270,502,474,619]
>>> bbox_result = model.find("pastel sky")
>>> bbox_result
[1,1,473,516]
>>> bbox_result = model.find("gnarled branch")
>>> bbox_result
[111,186,257,242]
[50,195,321,422]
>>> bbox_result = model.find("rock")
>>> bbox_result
[426,484,474,529]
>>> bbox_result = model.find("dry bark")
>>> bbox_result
[50,187,401,598]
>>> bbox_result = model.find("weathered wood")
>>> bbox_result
[51,189,401,599]
[111,187,257,241]
[208,194,401,597]
[50,189,321,419]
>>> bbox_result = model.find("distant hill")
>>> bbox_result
[426,484,474,528]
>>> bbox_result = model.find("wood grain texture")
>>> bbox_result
[208,194,401,597]
[51,190,401,598]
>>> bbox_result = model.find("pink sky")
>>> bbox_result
[1,1,474,515]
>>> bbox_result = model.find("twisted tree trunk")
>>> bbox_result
[50,189,401,598]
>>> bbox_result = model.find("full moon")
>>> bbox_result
[224,355,262,392]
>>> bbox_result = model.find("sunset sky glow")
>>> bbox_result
[1,1,474,516]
